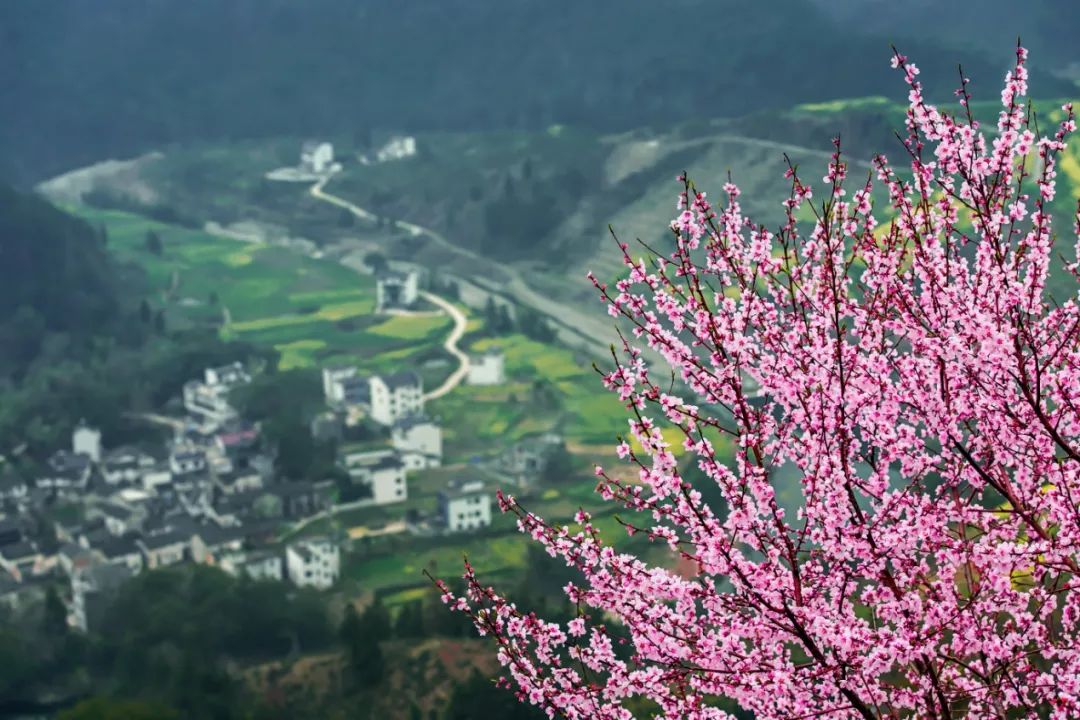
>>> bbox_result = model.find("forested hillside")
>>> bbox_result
[2,0,1072,184]
[0,186,121,376]
[0,185,268,457]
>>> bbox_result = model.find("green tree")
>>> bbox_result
[360,598,391,642]
[444,671,545,720]
[540,443,576,485]
[393,600,425,638]
[339,605,383,688]
[145,230,163,256]
[153,310,166,334]
[363,252,388,273]
[42,585,68,639]
[59,697,181,720]
[338,207,355,228]
[139,299,152,324]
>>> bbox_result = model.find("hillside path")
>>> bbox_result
[307,176,613,360]
[418,290,469,401]
[310,176,471,400]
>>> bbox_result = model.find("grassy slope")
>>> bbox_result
[69,206,460,373]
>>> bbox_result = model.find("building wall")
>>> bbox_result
[370,466,407,504]
[246,555,283,582]
[322,366,356,404]
[72,427,102,462]
[302,143,334,174]
[286,541,339,590]
[466,354,505,385]
[144,543,186,569]
[141,468,172,490]
[368,377,423,426]
[391,422,442,463]
[445,493,492,532]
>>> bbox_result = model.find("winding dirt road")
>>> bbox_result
[310,176,472,400]
[418,290,469,401]
[308,176,615,360]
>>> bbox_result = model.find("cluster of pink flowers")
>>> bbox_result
[437,47,1080,718]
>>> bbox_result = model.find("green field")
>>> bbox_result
[70,206,455,374]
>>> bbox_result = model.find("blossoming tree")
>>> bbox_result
[437,46,1080,718]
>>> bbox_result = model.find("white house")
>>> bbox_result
[391,416,442,470]
[368,371,423,426]
[191,525,247,565]
[169,447,207,477]
[0,474,28,504]
[322,366,368,407]
[38,451,93,496]
[140,464,173,491]
[341,448,407,505]
[100,446,156,486]
[286,538,339,590]
[183,362,251,430]
[72,421,102,462]
[466,347,506,385]
[214,468,263,496]
[374,136,417,163]
[375,269,419,312]
[300,141,334,174]
[138,527,193,569]
[219,550,283,582]
[91,502,140,537]
[438,480,492,533]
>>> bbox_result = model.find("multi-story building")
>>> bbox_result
[322,366,368,407]
[285,538,339,590]
[466,347,506,385]
[72,420,102,462]
[38,451,93,496]
[375,269,418,311]
[183,362,251,430]
[368,371,423,426]
[300,141,334,175]
[219,549,283,582]
[138,525,193,569]
[438,480,492,533]
[100,446,157,486]
[391,416,442,470]
[169,446,208,477]
[340,448,407,505]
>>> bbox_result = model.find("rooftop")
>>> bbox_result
[93,534,141,559]
[0,540,38,561]
[140,523,195,550]
[342,449,403,472]
[440,479,487,501]
[46,450,91,475]
[379,370,421,391]
[392,414,436,431]
[376,268,413,282]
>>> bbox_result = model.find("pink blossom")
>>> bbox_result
[438,46,1080,719]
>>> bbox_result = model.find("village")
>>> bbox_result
[0,250,567,636]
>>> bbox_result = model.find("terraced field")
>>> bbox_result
[70,206,453,373]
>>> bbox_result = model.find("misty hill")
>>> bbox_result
[2,0,1072,185]
[0,185,119,377]
[812,0,1080,74]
